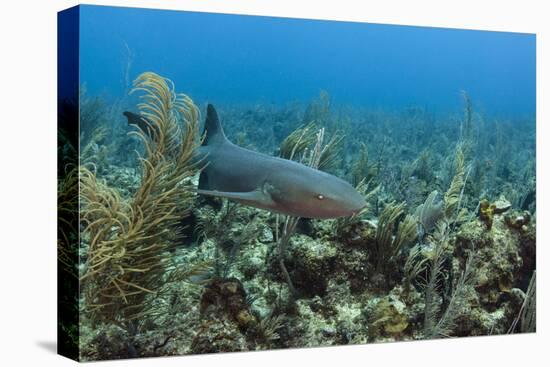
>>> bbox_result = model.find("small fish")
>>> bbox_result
[195,104,366,219]
[185,261,214,285]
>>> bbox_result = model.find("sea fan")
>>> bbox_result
[415,190,444,234]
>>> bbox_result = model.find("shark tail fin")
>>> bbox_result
[202,104,227,146]
[123,111,143,126]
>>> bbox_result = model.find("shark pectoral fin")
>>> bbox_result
[198,170,210,190]
[197,189,275,207]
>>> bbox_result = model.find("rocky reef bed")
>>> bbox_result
[67,75,535,361]
[79,176,536,359]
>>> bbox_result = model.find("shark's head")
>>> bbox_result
[268,166,367,219]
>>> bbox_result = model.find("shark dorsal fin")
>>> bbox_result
[202,104,228,146]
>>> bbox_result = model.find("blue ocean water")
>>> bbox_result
[79,5,535,119]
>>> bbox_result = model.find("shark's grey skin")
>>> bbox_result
[195,104,367,219]
[123,111,159,138]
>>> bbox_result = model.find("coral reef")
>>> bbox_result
[479,196,511,229]
[76,82,536,360]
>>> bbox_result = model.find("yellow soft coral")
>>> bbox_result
[80,72,201,325]
[479,199,496,229]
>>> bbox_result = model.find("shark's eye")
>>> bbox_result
[317,194,324,200]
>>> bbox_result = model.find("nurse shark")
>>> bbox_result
[124,104,366,219]
[194,104,366,219]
